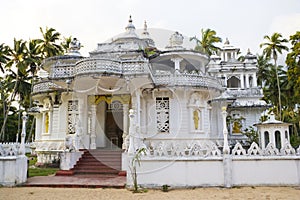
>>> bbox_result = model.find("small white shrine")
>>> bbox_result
[29,17,300,187]
[255,112,291,149]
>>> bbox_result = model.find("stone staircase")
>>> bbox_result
[56,149,123,177]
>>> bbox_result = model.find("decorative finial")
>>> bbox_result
[67,37,81,56]
[224,38,230,45]
[144,21,147,31]
[125,15,135,31]
[247,48,251,54]
[129,15,132,23]
[142,20,150,36]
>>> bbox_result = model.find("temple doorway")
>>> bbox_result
[105,100,123,149]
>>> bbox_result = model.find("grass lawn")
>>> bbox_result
[27,154,59,177]
[28,168,59,177]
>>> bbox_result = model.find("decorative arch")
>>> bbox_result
[227,76,240,88]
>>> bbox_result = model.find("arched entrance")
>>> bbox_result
[89,95,130,149]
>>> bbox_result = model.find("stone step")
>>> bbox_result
[73,169,119,175]
[66,149,123,176]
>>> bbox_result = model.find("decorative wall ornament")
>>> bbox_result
[156,97,170,133]
[280,141,296,156]
[68,100,79,134]
[146,140,222,158]
[264,143,279,156]
[247,142,263,156]
[232,142,246,156]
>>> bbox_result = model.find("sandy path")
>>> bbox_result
[0,187,299,200]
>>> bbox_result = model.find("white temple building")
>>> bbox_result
[27,17,300,188]
[30,16,269,164]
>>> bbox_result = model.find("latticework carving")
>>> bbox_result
[156,97,169,133]
[247,142,263,156]
[264,143,279,156]
[280,142,296,156]
[232,142,246,156]
[68,100,79,134]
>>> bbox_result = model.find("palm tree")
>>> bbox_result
[256,54,272,87]
[190,28,222,56]
[36,27,63,58]
[0,43,10,73]
[0,39,30,141]
[260,33,288,120]
[61,36,72,53]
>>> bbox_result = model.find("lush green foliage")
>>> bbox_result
[0,27,71,142]
[190,28,222,56]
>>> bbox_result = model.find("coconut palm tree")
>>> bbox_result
[256,54,273,87]
[0,39,30,141]
[36,27,63,58]
[190,28,222,56]
[0,43,10,73]
[260,33,288,120]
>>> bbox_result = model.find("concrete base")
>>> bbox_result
[0,155,28,186]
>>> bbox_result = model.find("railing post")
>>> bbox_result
[19,112,28,155]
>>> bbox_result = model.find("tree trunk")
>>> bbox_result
[274,59,282,121]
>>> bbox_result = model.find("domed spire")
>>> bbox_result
[142,20,149,36]
[123,15,138,38]
[141,20,155,47]
[125,15,135,31]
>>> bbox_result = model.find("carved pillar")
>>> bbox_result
[90,104,97,149]
[224,74,227,87]
[245,74,249,88]
[75,98,84,150]
[136,91,141,126]
[19,112,28,155]
[171,58,183,72]
[222,107,230,154]
[122,104,129,150]
[128,109,135,155]
[240,73,244,89]
[253,73,257,87]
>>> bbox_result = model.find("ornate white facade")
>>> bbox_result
[30,17,269,164]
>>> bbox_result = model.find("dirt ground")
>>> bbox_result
[0,186,300,200]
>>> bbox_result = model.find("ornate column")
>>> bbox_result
[171,57,183,72]
[253,73,257,87]
[122,104,129,150]
[245,74,249,88]
[19,112,28,155]
[240,73,244,89]
[90,104,97,149]
[128,109,136,155]
[222,107,230,154]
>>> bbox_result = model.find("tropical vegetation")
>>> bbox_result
[0,27,70,142]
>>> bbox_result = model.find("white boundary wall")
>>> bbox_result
[130,156,300,188]
[126,142,300,188]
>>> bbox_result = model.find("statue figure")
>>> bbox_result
[232,120,242,133]
[65,135,75,152]
[193,110,199,130]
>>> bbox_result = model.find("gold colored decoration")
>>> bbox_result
[45,113,49,133]
[232,121,242,133]
[193,110,199,130]
[89,95,131,105]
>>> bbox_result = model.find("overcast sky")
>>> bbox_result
[1,0,300,59]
